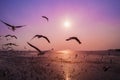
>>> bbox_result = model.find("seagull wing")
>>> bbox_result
[74,37,81,44]
[12,43,19,46]
[12,35,17,39]
[31,35,39,40]
[3,43,8,46]
[42,16,49,21]
[66,37,81,44]
[27,42,41,53]
[42,36,50,43]
[0,20,13,28]
[15,25,26,28]
[5,35,11,37]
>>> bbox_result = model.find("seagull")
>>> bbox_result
[66,37,81,44]
[31,35,50,43]
[0,20,26,31]
[103,66,111,72]
[27,42,51,56]
[5,34,17,40]
[5,34,11,40]
[42,16,49,22]
[3,43,19,46]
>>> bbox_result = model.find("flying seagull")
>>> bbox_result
[42,16,49,22]
[66,37,81,44]
[31,35,50,43]
[5,34,17,39]
[0,20,26,31]
[3,43,19,46]
[27,42,51,56]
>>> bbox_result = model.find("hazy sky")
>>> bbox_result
[0,0,120,51]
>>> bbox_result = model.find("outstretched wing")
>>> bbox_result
[31,35,43,40]
[42,36,50,43]
[12,35,17,39]
[5,34,11,37]
[27,42,41,52]
[66,37,81,44]
[31,35,39,40]
[0,20,13,27]
[42,16,49,21]
[3,43,8,46]
[12,43,19,46]
[15,25,26,28]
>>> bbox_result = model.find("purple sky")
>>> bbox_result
[0,0,120,51]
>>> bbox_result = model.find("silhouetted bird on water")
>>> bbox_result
[5,34,17,40]
[0,20,26,31]
[66,37,81,44]
[103,66,111,72]
[42,16,49,22]
[31,35,50,43]
[27,42,52,56]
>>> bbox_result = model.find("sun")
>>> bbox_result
[64,20,71,28]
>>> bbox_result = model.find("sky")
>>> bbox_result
[0,0,120,51]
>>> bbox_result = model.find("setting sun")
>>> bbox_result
[64,20,71,28]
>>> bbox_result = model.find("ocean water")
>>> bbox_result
[0,50,120,80]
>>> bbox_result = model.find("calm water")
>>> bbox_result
[0,50,120,80]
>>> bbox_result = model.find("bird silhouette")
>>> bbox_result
[66,37,81,44]
[5,34,17,40]
[0,20,26,31]
[27,42,51,55]
[103,66,111,72]
[42,16,49,22]
[31,35,50,43]
[3,43,19,46]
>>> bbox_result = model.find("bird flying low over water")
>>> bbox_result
[27,42,52,56]
[3,43,19,46]
[0,20,26,31]
[42,16,49,22]
[31,35,50,43]
[5,34,17,39]
[2,45,13,51]
[66,37,81,44]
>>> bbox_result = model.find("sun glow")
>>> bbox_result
[57,50,71,54]
[64,20,71,28]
